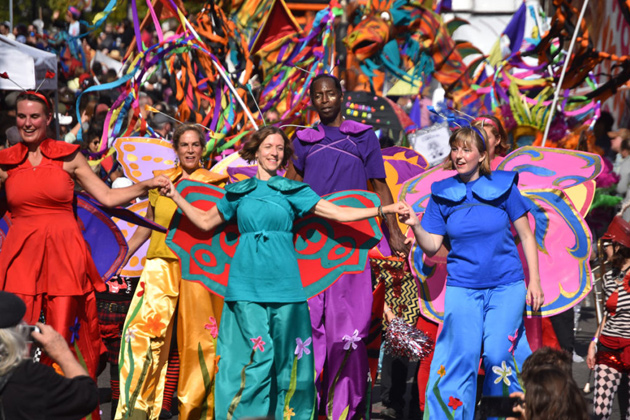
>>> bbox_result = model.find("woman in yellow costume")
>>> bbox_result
[115,124,226,420]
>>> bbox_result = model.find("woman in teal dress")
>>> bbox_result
[163,126,401,420]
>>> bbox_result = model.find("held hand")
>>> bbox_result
[388,228,410,257]
[586,341,597,369]
[149,174,170,190]
[397,201,420,227]
[160,179,179,200]
[526,278,544,312]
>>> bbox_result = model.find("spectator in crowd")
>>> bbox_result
[0,291,99,420]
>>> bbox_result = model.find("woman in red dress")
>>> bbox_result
[0,91,167,405]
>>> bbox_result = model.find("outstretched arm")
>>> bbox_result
[69,152,169,207]
[397,201,443,257]
[371,178,410,257]
[161,179,225,232]
[311,198,402,223]
[513,215,544,312]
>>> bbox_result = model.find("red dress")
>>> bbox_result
[0,138,104,296]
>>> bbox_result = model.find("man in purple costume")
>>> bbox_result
[286,74,408,419]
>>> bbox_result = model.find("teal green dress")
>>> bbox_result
[214,176,321,420]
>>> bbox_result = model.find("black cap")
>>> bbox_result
[0,291,26,328]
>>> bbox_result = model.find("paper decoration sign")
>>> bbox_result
[407,123,450,168]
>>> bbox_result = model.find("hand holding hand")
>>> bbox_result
[160,179,178,200]
[397,201,420,227]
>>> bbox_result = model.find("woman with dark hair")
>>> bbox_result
[0,91,166,419]
[163,125,402,420]
[115,123,227,420]
[587,215,630,419]
[399,126,543,419]
[518,366,589,420]
[473,114,510,163]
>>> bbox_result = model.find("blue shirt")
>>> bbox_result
[421,173,530,288]
[216,177,321,302]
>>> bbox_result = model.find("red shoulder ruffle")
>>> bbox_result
[0,139,80,165]
[40,138,80,159]
[0,142,28,165]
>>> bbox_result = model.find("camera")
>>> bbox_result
[476,396,524,418]
[24,325,41,335]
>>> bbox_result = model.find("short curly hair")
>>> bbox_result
[240,126,293,169]
[172,123,206,150]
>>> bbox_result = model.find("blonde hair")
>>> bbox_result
[443,127,491,176]
[0,327,28,375]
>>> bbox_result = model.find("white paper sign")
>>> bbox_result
[408,123,451,168]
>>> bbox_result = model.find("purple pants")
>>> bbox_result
[308,265,373,419]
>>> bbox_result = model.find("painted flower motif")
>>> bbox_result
[448,396,462,411]
[284,406,295,418]
[69,318,81,343]
[251,336,266,352]
[52,362,63,375]
[492,361,513,386]
[137,281,145,297]
[437,365,446,377]
[125,327,137,343]
[145,314,166,338]
[294,337,312,360]
[214,355,220,373]
[0,72,8,79]
[45,70,55,79]
[342,329,361,351]
[508,328,519,356]
[205,317,218,338]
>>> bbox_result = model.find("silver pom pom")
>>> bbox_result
[383,317,434,361]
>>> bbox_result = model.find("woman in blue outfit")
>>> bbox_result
[399,127,544,420]
[163,126,401,420]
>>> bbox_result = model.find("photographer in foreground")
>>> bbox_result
[0,291,98,420]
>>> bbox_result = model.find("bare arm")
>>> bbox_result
[311,198,403,223]
[117,204,154,272]
[32,323,88,378]
[67,152,168,207]
[513,215,544,312]
[587,313,606,369]
[398,201,443,257]
[371,178,410,256]
[162,179,225,231]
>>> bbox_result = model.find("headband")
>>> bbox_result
[18,90,51,110]
[469,126,486,149]
[473,117,500,133]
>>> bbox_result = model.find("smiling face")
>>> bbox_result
[16,100,51,145]
[176,130,204,173]
[450,139,486,182]
[310,78,342,124]
[256,133,285,176]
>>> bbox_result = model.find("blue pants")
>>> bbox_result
[424,281,532,420]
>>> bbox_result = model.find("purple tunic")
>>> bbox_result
[294,120,384,419]
[293,120,386,195]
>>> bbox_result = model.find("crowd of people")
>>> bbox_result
[1,7,630,420]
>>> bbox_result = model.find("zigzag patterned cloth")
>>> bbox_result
[370,257,420,326]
